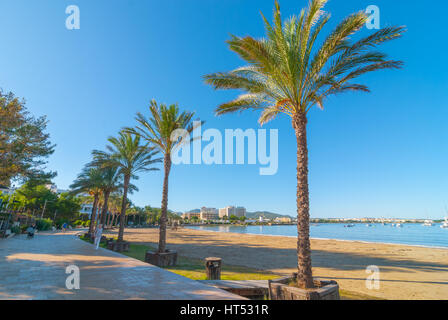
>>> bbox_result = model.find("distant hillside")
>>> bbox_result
[246,211,294,220]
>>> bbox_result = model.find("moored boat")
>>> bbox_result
[422,220,434,227]
[441,217,448,229]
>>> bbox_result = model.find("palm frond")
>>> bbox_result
[126,100,199,156]
[92,131,161,180]
[204,0,405,120]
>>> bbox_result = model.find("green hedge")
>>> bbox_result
[36,218,53,231]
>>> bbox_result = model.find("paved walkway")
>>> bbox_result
[0,231,243,300]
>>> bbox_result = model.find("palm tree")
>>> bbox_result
[107,192,123,227]
[204,0,404,289]
[70,166,103,237]
[87,163,138,230]
[96,166,125,226]
[92,131,161,243]
[125,100,199,253]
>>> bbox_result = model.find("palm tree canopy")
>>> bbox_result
[69,166,103,197]
[125,100,200,155]
[108,192,124,212]
[92,131,162,179]
[90,164,139,193]
[204,0,405,124]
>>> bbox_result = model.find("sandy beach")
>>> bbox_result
[109,227,448,300]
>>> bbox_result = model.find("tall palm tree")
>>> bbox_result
[204,0,405,289]
[92,131,160,243]
[125,100,199,253]
[70,166,103,237]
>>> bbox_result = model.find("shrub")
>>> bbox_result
[74,220,83,227]
[11,225,21,234]
[36,218,53,231]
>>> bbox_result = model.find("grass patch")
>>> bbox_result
[121,242,276,281]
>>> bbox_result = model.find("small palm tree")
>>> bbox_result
[96,166,135,227]
[85,162,138,229]
[70,166,103,236]
[125,100,199,253]
[107,192,123,227]
[204,0,405,288]
[92,131,161,242]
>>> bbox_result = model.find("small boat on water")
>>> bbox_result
[344,224,355,228]
[396,223,403,228]
[441,217,448,229]
[366,224,373,227]
[422,220,434,227]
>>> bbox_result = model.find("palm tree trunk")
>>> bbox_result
[293,113,314,289]
[110,213,114,227]
[100,191,110,225]
[105,210,110,228]
[88,194,99,236]
[108,210,113,228]
[158,153,171,253]
[94,202,103,234]
[118,175,130,242]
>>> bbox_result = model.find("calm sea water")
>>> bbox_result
[188,223,448,248]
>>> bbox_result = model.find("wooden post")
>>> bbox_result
[205,257,222,280]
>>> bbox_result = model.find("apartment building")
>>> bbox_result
[200,207,219,220]
[275,217,292,223]
[182,211,201,220]
[235,207,246,218]
[219,206,246,218]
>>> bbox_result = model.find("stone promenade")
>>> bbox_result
[0,231,243,300]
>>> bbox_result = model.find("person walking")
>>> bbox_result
[94,224,103,250]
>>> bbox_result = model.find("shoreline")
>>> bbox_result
[186,226,448,250]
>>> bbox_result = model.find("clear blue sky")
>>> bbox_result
[0,1,447,219]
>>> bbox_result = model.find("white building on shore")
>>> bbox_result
[219,206,246,218]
